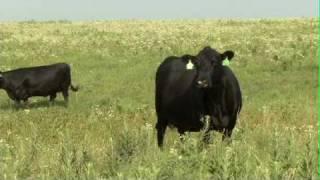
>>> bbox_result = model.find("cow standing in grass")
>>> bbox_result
[155,46,242,148]
[0,63,78,104]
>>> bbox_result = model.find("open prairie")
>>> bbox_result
[0,19,318,179]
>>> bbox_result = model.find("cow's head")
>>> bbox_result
[195,46,234,88]
[0,73,4,88]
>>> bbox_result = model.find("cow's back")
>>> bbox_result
[26,63,71,96]
[4,63,69,80]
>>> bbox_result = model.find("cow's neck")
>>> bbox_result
[3,81,16,93]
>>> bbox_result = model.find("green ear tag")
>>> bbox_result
[223,58,230,66]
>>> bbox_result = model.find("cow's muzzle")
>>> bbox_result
[197,80,209,88]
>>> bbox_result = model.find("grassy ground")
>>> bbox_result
[0,18,318,179]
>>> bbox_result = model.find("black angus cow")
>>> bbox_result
[0,63,78,104]
[155,46,242,148]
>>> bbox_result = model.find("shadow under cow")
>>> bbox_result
[0,99,69,110]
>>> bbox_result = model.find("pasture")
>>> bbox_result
[0,19,318,179]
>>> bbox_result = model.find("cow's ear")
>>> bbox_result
[221,50,235,61]
[181,55,198,70]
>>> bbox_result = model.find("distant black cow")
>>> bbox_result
[0,63,78,104]
[155,46,242,147]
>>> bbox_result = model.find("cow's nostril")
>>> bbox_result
[197,80,209,88]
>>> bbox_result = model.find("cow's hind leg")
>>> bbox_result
[62,89,69,103]
[222,128,233,141]
[222,115,236,143]
[14,99,21,106]
[49,93,57,102]
[156,119,167,149]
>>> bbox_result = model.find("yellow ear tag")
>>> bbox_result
[186,60,194,70]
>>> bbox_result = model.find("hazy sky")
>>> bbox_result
[0,0,317,21]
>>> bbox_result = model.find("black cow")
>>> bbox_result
[155,46,242,148]
[0,63,78,104]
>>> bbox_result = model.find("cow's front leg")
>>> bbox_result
[178,129,186,142]
[202,115,212,144]
[13,98,24,109]
[22,98,29,107]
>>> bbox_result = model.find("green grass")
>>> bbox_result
[0,18,318,179]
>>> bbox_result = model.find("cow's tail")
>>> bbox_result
[70,84,79,92]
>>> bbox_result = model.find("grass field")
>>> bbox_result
[0,18,318,179]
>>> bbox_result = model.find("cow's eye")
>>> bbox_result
[193,61,200,67]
